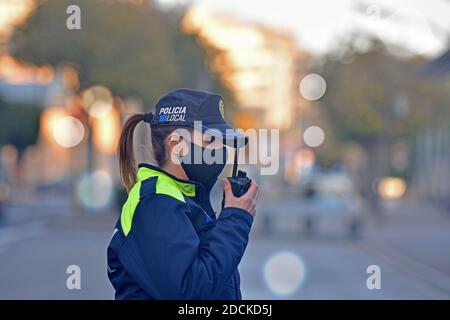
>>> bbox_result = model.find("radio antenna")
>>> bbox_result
[232,147,238,178]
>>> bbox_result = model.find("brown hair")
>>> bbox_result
[117,114,184,192]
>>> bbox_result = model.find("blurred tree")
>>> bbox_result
[9,0,229,107]
[0,99,41,152]
[319,38,450,212]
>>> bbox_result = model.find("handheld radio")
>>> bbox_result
[221,146,251,209]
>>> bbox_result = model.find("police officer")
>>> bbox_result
[107,88,259,299]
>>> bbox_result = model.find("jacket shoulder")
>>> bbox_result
[140,176,186,203]
[121,176,187,236]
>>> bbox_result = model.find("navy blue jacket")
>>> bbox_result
[107,164,253,299]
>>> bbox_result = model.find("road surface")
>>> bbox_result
[0,198,449,299]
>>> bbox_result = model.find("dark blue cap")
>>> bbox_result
[148,88,247,147]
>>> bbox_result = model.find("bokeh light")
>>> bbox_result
[92,106,121,155]
[303,126,325,148]
[378,177,407,200]
[77,170,113,210]
[263,251,306,296]
[88,100,113,118]
[52,116,85,148]
[82,85,113,118]
[299,73,327,101]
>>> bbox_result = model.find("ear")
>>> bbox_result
[167,132,188,157]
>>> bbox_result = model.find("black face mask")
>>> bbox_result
[180,141,227,190]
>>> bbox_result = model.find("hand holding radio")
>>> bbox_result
[227,170,251,197]
[222,178,259,217]
[220,138,259,216]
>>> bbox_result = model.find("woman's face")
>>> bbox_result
[193,129,225,149]
[166,128,226,164]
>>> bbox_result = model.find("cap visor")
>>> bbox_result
[196,122,248,148]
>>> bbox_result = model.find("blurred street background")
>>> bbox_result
[0,0,449,299]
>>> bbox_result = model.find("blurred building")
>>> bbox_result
[0,52,123,215]
[0,55,69,183]
[0,54,65,105]
[182,7,309,130]
[414,49,450,209]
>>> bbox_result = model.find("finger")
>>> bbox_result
[243,180,258,199]
[255,187,261,201]
[222,178,234,198]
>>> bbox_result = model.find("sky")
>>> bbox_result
[0,0,33,38]
[0,0,449,57]
[157,0,450,57]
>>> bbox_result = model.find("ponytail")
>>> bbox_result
[118,114,143,192]
[117,111,187,192]
[118,113,153,192]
